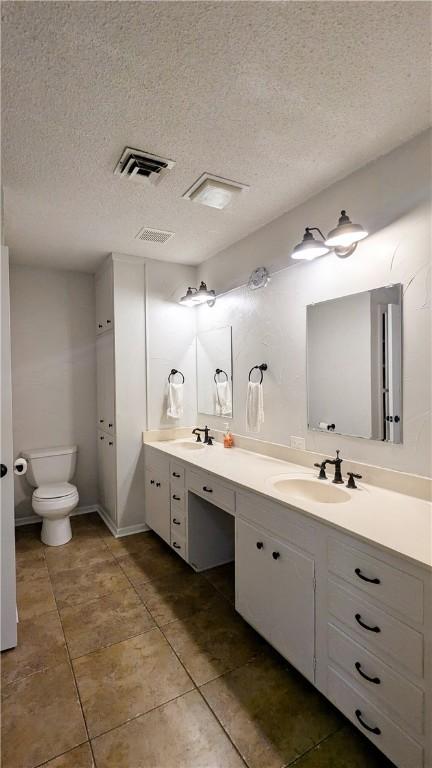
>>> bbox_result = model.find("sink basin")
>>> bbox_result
[175,441,206,451]
[272,478,350,504]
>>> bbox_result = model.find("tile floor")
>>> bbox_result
[1,513,395,768]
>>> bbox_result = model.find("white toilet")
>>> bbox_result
[22,445,79,546]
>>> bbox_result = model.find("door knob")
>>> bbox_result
[1,464,7,478]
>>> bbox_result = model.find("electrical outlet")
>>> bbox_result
[290,436,305,450]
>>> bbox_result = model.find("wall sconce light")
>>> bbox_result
[291,210,368,261]
[179,281,216,307]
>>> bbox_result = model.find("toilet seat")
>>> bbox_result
[33,482,77,501]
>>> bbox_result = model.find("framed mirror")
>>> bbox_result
[197,326,233,417]
[307,284,402,443]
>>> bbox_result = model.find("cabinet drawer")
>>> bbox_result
[171,534,187,561]
[328,668,423,768]
[171,487,186,513]
[328,623,424,735]
[328,539,423,624]
[170,462,185,488]
[328,580,423,678]
[171,507,186,538]
[188,469,235,513]
[237,492,316,555]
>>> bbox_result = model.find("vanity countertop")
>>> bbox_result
[145,437,432,569]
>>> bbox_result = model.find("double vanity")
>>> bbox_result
[144,433,431,768]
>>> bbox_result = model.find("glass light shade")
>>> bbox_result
[291,230,331,261]
[325,211,368,248]
[179,282,215,307]
[189,179,237,210]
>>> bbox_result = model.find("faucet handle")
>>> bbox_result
[314,462,327,480]
[347,472,362,489]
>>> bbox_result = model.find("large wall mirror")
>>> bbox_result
[197,326,233,417]
[307,284,402,443]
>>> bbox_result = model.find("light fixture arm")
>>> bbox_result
[305,226,327,241]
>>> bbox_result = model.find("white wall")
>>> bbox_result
[145,260,197,430]
[197,132,432,477]
[10,266,98,519]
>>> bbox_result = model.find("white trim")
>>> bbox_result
[96,504,150,539]
[14,505,98,528]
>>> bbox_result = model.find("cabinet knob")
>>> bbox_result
[156,482,161,488]
[109,441,113,446]
[106,319,111,324]
[98,324,103,328]
[256,542,263,550]
[150,479,155,485]
[100,436,104,441]
[272,551,280,560]
[108,423,113,428]
[99,419,104,423]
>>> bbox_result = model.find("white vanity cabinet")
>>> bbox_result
[95,255,146,535]
[236,516,316,682]
[144,449,171,544]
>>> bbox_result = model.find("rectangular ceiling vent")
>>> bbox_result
[114,147,175,185]
[135,227,175,244]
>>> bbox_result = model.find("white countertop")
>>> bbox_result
[145,438,432,569]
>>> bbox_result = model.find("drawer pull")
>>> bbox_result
[203,486,213,493]
[355,709,381,735]
[355,662,381,685]
[355,567,380,585]
[173,542,181,549]
[272,551,280,560]
[172,518,181,525]
[355,613,381,633]
[172,494,181,501]
[172,472,181,478]
[256,542,264,550]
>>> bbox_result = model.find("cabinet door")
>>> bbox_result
[103,436,117,524]
[96,332,115,433]
[95,263,113,334]
[145,468,170,544]
[236,517,315,681]
[97,431,106,510]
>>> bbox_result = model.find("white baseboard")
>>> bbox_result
[96,505,150,539]
[14,505,98,528]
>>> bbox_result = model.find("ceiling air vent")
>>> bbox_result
[114,147,175,185]
[135,227,175,244]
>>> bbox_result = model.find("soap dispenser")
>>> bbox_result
[223,422,234,448]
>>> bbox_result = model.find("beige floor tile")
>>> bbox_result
[40,743,94,768]
[163,597,265,685]
[291,724,396,767]
[92,689,245,768]
[106,530,161,558]
[45,538,111,576]
[73,628,193,738]
[15,549,49,582]
[1,662,87,768]
[16,572,57,620]
[201,653,343,768]
[135,570,221,626]
[1,610,68,686]
[50,557,130,609]
[116,542,190,586]
[204,561,235,603]
[15,523,44,554]
[61,588,154,658]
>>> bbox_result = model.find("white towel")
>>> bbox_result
[215,380,232,416]
[246,381,264,433]
[167,382,184,419]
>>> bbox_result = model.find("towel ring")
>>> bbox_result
[248,363,268,384]
[168,368,185,383]
[214,368,228,383]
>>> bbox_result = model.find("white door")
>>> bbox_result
[236,517,315,682]
[1,246,17,650]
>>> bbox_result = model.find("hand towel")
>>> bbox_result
[246,381,264,433]
[215,380,232,416]
[167,382,184,419]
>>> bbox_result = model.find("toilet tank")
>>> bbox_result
[22,445,77,488]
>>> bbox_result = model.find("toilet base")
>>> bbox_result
[41,516,72,546]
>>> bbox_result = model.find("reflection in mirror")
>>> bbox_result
[307,285,402,443]
[197,326,233,417]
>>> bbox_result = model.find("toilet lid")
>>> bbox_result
[33,482,77,500]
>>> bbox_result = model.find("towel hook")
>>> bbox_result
[214,368,228,383]
[168,368,185,384]
[248,363,268,384]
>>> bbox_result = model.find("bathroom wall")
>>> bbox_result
[145,259,197,431]
[10,266,98,520]
[197,131,431,477]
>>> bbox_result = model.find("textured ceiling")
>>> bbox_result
[2,1,431,272]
